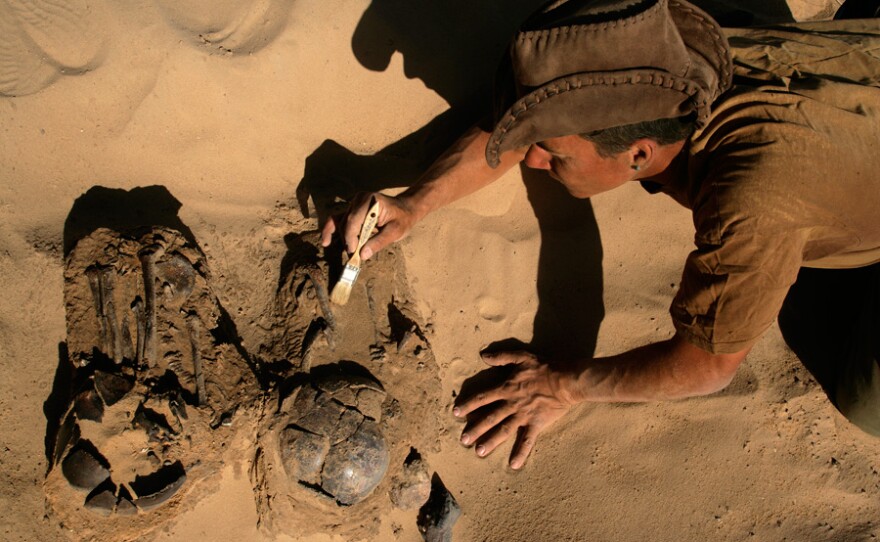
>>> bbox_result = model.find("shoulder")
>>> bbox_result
[685,88,832,245]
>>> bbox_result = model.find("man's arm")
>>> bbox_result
[321,124,526,259]
[453,333,750,469]
[558,334,747,403]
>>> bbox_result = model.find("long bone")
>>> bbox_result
[121,312,136,362]
[305,270,337,345]
[138,245,164,368]
[85,267,110,358]
[132,297,145,368]
[186,314,206,406]
[99,267,124,363]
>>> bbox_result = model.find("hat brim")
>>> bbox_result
[485,0,732,167]
[486,69,706,167]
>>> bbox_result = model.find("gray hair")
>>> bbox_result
[580,115,696,157]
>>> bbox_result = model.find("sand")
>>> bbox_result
[2,0,880,541]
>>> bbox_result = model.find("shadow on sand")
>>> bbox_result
[298,0,606,363]
[779,264,880,432]
[295,0,799,358]
[62,185,198,257]
[295,0,801,427]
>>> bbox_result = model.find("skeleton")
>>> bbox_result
[47,227,258,533]
[49,226,445,541]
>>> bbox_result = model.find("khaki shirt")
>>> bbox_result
[657,21,880,353]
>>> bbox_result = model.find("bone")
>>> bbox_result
[169,391,188,422]
[138,246,163,368]
[99,267,124,363]
[121,312,135,361]
[61,446,110,491]
[305,271,336,331]
[94,370,133,406]
[186,313,206,406]
[365,278,382,345]
[132,297,145,368]
[85,267,110,356]
[74,388,104,422]
[52,412,80,466]
[133,470,187,511]
[116,495,137,516]
[300,320,329,372]
[84,486,117,515]
[155,252,196,306]
[305,271,337,352]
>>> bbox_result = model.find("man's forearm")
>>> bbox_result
[554,334,749,404]
[398,125,524,220]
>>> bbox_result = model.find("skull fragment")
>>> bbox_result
[279,372,390,505]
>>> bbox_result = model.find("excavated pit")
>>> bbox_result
[46,226,443,541]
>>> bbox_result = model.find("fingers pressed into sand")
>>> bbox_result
[459,403,518,446]
[472,415,524,458]
[453,388,508,419]
[509,425,541,470]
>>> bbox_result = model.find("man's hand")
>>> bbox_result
[321,192,420,261]
[453,351,572,470]
[451,335,748,470]
[319,125,523,260]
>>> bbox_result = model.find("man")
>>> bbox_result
[322,0,880,470]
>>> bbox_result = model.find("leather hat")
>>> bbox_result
[485,0,732,167]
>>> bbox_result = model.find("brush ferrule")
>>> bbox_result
[338,263,360,286]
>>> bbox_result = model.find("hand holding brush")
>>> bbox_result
[330,197,381,305]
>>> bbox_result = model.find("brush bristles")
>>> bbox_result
[330,263,361,305]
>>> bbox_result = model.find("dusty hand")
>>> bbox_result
[320,192,418,261]
[453,351,572,470]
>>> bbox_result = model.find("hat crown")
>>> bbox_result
[485,0,733,167]
[512,0,691,87]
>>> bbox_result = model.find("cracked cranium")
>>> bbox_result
[279,372,390,505]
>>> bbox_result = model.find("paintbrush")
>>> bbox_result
[330,198,381,305]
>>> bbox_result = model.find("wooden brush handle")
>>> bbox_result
[349,198,381,267]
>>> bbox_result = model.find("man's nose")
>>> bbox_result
[523,145,551,170]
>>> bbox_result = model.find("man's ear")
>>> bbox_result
[629,139,656,170]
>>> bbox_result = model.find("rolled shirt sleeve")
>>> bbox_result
[671,226,807,354]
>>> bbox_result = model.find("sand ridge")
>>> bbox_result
[0,0,104,96]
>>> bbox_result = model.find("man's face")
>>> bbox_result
[523,135,632,198]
